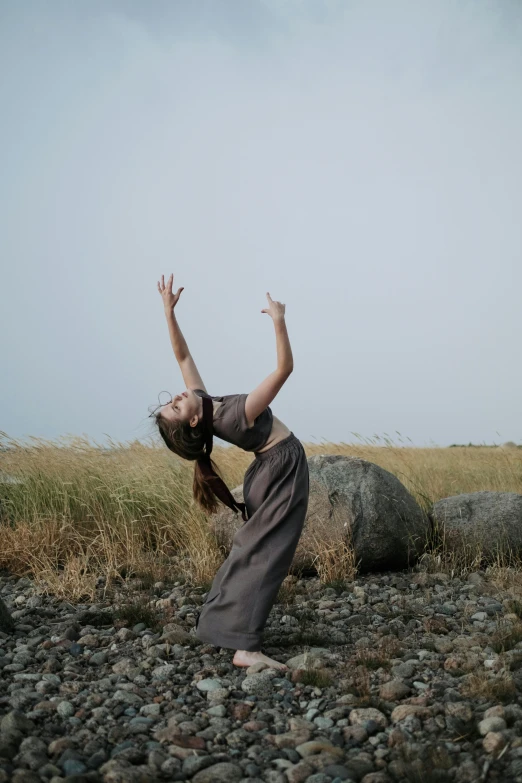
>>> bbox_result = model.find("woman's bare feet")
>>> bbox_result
[233,649,288,671]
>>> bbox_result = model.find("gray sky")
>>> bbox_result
[1,0,521,448]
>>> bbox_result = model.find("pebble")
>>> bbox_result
[478,716,507,735]
[56,701,75,718]
[195,677,224,692]
[192,761,243,781]
[483,731,506,753]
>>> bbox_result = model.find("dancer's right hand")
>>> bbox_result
[158,273,184,311]
[261,292,286,321]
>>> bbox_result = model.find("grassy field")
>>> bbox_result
[1,432,521,601]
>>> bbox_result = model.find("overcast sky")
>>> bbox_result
[1,0,521,449]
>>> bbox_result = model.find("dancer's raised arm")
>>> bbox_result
[157,273,207,392]
[244,293,293,426]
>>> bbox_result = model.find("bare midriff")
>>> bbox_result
[212,402,291,454]
[254,414,291,453]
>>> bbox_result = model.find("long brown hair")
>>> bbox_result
[153,395,248,520]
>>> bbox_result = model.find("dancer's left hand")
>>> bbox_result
[158,273,184,311]
[261,292,286,321]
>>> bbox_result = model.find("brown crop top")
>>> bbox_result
[193,389,273,453]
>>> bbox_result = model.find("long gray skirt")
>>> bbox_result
[195,432,309,651]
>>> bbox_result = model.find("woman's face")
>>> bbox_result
[160,389,202,427]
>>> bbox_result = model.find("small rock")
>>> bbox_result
[349,708,388,730]
[195,678,224,693]
[57,701,75,718]
[192,761,243,782]
[379,680,411,701]
[241,670,278,697]
[295,740,343,759]
[478,716,507,735]
[483,731,506,754]
[285,760,315,783]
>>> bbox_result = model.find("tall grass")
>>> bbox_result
[1,431,521,600]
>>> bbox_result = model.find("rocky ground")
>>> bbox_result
[2,565,522,783]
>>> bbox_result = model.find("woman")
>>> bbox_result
[153,274,309,670]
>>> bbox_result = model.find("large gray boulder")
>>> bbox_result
[306,454,430,572]
[210,454,430,574]
[431,491,522,561]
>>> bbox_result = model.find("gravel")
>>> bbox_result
[1,567,522,783]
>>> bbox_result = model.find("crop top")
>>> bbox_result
[193,389,273,453]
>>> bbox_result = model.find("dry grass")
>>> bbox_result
[274,607,332,648]
[1,431,522,600]
[347,665,372,704]
[395,742,454,783]
[487,564,522,600]
[489,618,522,654]
[352,635,403,670]
[111,590,167,633]
[336,635,404,705]
[336,635,405,691]
[307,500,360,585]
[295,662,334,688]
[276,576,299,606]
[461,670,517,703]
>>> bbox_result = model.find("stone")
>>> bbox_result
[295,740,344,758]
[150,664,176,682]
[391,704,430,723]
[285,761,315,783]
[1,711,34,735]
[195,678,224,692]
[191,762,242,782]
[285,649,332,670]
[349,708,388,730]
[483,731,506,753]
[379,680,411,701]
[241,670,278,697]
[160,624,194,645]
[57,701,75,718]
[268,729,311,749]
[432,491,522,561]
[478,716,507,735]
[229,702,253,720]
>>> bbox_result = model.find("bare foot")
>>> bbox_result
[233,649,288,671]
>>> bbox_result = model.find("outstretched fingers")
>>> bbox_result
[157,273,175,294]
